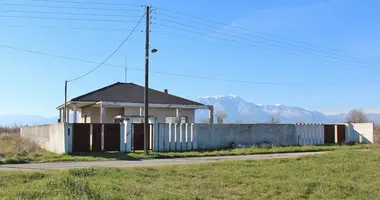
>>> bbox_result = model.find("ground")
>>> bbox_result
[1,149,379,199]
[0,152,325,170]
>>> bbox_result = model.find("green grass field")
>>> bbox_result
[0,135,373,164]
[1,149,379,199]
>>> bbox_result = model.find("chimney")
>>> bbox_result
[164,89,168,94]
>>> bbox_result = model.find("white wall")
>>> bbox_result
[153,123,296,151]
[153,123,195,152]
[295,124,324,145]
[349,123,374,143]
[20,123,72,153]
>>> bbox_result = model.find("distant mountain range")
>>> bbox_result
[195,95,380,124]
[1,95,379,126]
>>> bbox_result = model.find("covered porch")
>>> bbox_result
[56,101,214,124]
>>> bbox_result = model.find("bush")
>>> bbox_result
[0,135,41,158]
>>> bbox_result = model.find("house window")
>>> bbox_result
[165,116,188,123]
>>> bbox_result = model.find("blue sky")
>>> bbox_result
[0,0,380,117]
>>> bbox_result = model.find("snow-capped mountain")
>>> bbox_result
[196,94,380,123]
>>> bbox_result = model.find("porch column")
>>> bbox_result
[208,105,214,124]
[100,103,105,123]
[139,107,143,117]
[73,104,78,123]
[66,108,70,123]
[58,109,62,123]
[176,109,180,123]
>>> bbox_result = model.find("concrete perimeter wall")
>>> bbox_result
[20,123,72,154]
[195,124,296,149]
[348,123,374,143]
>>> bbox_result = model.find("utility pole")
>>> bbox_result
[63,80,68,123]
[144,6,150,154]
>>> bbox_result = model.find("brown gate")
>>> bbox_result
[72,123,91,152]
[104,124,120,151]
[92,124,102,152]
[337,125,346,144]
[324,125,335,144]
[133,124,152,151]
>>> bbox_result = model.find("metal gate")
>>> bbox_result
[324,125,335,144]
[72,123,91,152]
[104,124,120,151]
[72,123,120,153]
[337,125,346,144]
[133,123,152,151]
[92,124,102,152]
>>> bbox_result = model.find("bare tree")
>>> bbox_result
[268,116,281,124]
[346,109,368,123]
[215,110,228,124]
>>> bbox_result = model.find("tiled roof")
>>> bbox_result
[71,82,204,106]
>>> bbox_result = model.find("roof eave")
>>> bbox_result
[98,101,209,109]
[56,101,98,110]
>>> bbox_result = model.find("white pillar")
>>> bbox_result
[125,120,132,152]
[139,107,143,117]
[346,123,350,143]
[153,118,159,152]
[66,108,70,123]
[100,103,105,123]
[176,109,180,123]
[334,125,338,144]
[59,109,62,123]
[120,123,125,152]
[208,106,214,124]
[73,104,78,123]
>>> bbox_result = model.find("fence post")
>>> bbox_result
[180,123,187,151]
[125,120,132,152]
[120,123,125,152]
[334,125,338,144]
[192,124,198,150]
[320,124,324,145]
[169,123,176,151]
[153,119,159,152]
[346,123,350,143]
[163,124,170,152]
[299,124,304,146]
[64,123,73,153]
[157,124,164,152]
[175,123,181,151]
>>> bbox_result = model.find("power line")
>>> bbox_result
[154,17,380,66]
[151,71,373,86]
[0,24,129,31]
[152,31,380,73]
[0,43,378,86]
[1,3,143,12]
[152,23,380,71]
[31,0,142,7]
[0,9,143,18]
[0,44,139,70]
[0,15,141,23]
[154,6,380,62]
[67,12,146,82]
